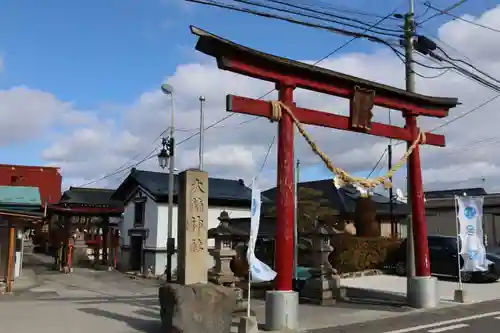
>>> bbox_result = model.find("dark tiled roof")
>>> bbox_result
[190,26,458,111]
[209,217,286,240]
[112,169,270,204]
[60,187,123,209]
[424,187,487,199]
[262,179,408,215]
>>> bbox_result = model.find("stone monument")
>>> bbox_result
[159,169,237,333]
[177,169,209,285]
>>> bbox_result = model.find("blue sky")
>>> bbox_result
[0,0,494,183]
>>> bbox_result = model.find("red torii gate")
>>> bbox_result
[190,26,459,291]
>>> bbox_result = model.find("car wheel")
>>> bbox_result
[395,261,406,276]
[461,271,473,283]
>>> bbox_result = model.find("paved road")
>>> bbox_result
[312,299,500,333]
[5,254,500,333]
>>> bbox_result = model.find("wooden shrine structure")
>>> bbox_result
[48,187,123,271]
[190,26,459,291]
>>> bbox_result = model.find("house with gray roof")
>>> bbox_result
[424,187,500,248]
[110,168,258,276]
[262,179,409,238]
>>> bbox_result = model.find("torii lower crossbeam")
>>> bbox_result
[228,95,446,146]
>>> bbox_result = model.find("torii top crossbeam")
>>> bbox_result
[190,25,459,291]
[191,26,458,116]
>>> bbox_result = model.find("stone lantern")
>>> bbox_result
[209,211,237,285]
[299,223,345,305]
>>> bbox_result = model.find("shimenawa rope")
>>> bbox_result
[269,100,426,191]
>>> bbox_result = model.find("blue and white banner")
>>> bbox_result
[456,195,488,272]
[247,182,277,282]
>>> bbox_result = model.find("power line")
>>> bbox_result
[104,127,170,180]
[252,8,402,177]
[83,2,401,187]
[259,0,403,34]
[367,148,388,178]
[384,39,500,91]
[423,1,500,33]
[257,136,276,175]
[285,0,401,22]
[416,0,470,26]
[78,130,201,187]
[84,0,486,187]
[186,0,405,46]
[432,46,500,85]
[430,93,500,132]
[386,92,500,153]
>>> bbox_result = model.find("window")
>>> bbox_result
[10,175,19,184]
[134,202,146,227]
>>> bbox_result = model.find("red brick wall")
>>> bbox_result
[0,164,62,204]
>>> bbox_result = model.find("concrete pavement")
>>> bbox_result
[312,299,500,333]
[341,275,500,304]
[3,253,500,333]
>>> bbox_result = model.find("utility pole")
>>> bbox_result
[161,84,176,283]
[199,96,206,170]
[404,0,416,301]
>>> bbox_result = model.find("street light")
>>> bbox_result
[161,83,174,95]
[161,83,176,283]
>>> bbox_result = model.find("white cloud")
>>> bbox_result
[0,86,72,146]
[3,5,500,192]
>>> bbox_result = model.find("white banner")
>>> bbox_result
[455,195,488,272]
[247,182,277,282]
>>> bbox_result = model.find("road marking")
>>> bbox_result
[428,324,469,333]
[382,311,500,333]
[494,317,500,320]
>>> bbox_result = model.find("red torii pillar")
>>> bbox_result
[190,26,459,306]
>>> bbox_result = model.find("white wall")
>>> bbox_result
[156,204,251,249]
[120,190,158,248]
[119,187,252,276]
[154,204,251,276]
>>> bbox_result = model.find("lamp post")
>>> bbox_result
[160,83,176,282]
[199,96,205,170]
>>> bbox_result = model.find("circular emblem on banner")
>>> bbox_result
[467,250,478,260]
[466,225,476,235]
[464,206,477,219]
[251,264,261,274]
[251,198,257,216]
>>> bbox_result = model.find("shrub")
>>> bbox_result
[329,234,402,273]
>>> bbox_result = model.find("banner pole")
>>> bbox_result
[454,196,463,291]
[247,270,251,317]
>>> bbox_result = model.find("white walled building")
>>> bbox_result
[111,168,253,276]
